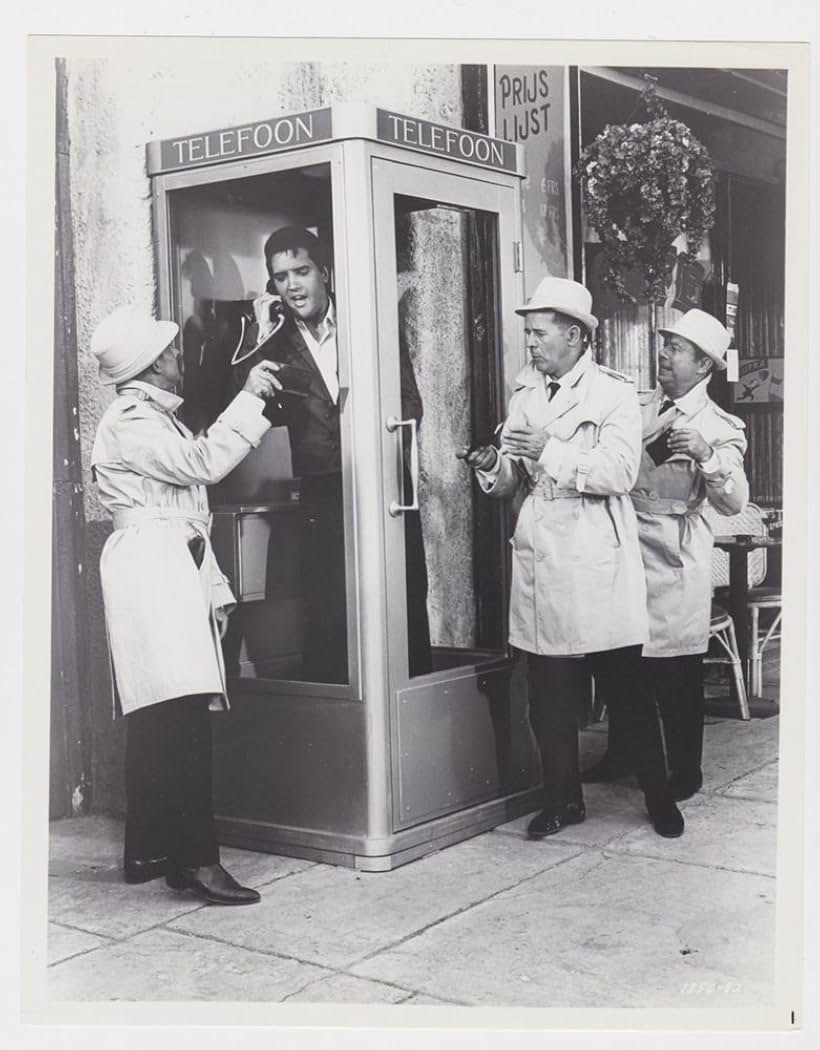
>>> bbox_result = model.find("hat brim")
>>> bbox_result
[656,326,727,370]
[514,304,598,332]
[98,321,179,385]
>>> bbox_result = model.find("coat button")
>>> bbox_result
[649,492,658,500]
[536,552,544,562]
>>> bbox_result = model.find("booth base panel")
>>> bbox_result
[216,785,543,871]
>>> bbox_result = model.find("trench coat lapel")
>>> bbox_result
[536,354,591,431]
[543,375,584,429]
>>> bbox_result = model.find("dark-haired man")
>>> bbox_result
[462,277,683,839]
[230,226,430,682]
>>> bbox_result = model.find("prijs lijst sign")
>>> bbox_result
[493,67,573,292]
[146,108,333,174]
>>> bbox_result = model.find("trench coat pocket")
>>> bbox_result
[187,534,206,569]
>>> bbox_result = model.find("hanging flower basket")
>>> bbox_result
[577,82,716,303]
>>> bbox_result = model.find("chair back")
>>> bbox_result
[705,502,768,591]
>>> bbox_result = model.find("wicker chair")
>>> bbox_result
[704,502,782,700]
[706,604,750,719]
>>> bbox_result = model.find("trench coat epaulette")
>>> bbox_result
[710,402,746,431]
[597,363,634,383]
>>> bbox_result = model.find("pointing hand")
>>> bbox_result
[243,360,283,399]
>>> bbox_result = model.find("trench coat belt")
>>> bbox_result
[527,476,583,500]
[110,507,213,531]
[630,494,702,516]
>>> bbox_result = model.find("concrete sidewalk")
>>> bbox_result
[47,712,779,1009]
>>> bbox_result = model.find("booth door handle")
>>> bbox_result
[385,416,419,517]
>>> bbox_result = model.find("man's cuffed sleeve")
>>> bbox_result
[218,390,272,447]
[118,396,271,487]
[476,449,521,498]
[700,435,749,515]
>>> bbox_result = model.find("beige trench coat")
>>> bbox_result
[91,382,271,715]
[632,383,749,657]
[479,352,648,656]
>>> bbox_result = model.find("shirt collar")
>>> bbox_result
[295,299,336,343]
[118,380,184,414]
[514,348,592,391]
[665,375,711,417]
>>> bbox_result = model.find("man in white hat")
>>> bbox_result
[582,308,749,801]
[90,304,281,904]
[462,277,684,839]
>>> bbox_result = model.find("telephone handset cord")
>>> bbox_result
[230,310,286,367]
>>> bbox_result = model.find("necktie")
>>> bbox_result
[547,381,561,402]
[659,398,676,415]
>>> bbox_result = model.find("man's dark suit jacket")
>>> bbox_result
[226,308,423,476]
[225,302,431,679]
[227,315,342,477]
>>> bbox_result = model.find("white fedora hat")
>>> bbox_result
[657,309,730,370]
[91,305,179,386]
[515,276,598,332]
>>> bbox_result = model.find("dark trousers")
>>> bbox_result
[300,471,433,683]
[528,645,669,810]
[405,506,432,677]
[606,654,705,778]
[125,695,220,871]
[300,474,348,684]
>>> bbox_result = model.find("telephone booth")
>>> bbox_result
[147,103,542,870]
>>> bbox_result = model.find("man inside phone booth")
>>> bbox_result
[228,226,431,683]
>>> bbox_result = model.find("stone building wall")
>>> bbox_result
[63,55,466,813]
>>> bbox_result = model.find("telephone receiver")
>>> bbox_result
[230,293,286,367]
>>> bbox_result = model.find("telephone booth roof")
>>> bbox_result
[146,102,526,179]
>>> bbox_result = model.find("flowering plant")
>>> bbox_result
[577,82,716,302]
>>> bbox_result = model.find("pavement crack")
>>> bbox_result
[347,849,588,969]
[602,848,776,880]
[159,922,339,972]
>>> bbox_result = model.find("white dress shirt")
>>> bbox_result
[295,300,339,404]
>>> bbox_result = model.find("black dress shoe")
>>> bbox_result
[581,755,632,783]
[668,769,703,802]
[166,863,261,905]
[124,855,168,884]
[527,802,586,840]
[646,796,685,838]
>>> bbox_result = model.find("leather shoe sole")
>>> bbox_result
[668,770,703,802]
[527,803,586,840]
[124,856,168,884]
[166,865,261,906]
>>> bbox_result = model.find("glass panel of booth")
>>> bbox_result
[385,190,509,681]
[157,156,354,690]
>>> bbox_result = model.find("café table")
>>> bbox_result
[713,534,782,703]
